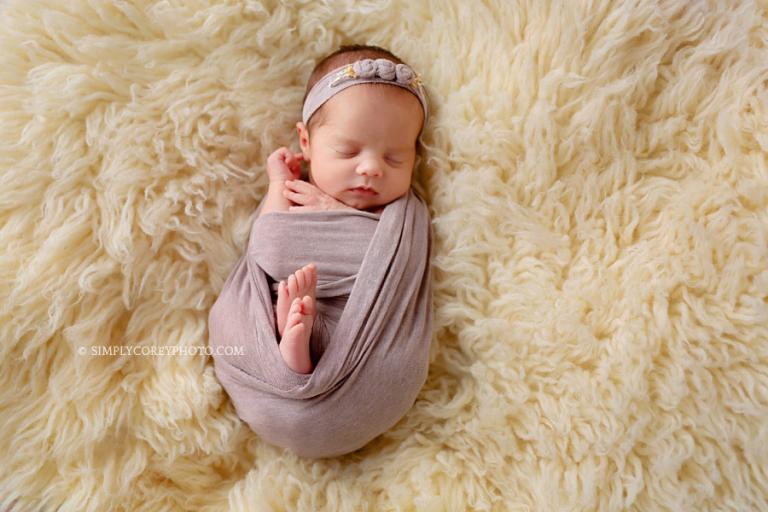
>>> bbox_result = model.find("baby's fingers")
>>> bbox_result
[283,186,311,206]
[284,179,310,190]
[285,153,303,167]
[273,147,293,161]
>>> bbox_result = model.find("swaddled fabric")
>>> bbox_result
[207,188,433,458]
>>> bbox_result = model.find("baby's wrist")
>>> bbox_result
[257,179,291,220]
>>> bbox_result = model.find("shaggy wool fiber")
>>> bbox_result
[1,0,767,510]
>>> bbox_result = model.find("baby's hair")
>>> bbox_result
[302,44,408,135]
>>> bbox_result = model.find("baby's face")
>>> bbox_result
[296,85,424,213]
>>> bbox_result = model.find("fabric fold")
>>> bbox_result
[208,188,433,458]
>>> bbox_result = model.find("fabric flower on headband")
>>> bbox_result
[330,58,423,89]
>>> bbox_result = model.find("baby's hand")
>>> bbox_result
[283,180,356,212]
[267,147,303,184]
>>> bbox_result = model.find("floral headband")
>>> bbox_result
[301,58,429,128]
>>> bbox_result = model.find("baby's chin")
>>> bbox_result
[336,195,382,213]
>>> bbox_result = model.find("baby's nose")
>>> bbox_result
[356,157,383,177]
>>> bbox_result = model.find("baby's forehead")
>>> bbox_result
[325,129,415,150]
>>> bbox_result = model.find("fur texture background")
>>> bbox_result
[1,0,767,510]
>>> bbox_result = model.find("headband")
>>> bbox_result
[301,58,429,128]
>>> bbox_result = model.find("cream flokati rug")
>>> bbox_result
[1,0,767,510]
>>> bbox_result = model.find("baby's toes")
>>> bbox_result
[287,298,304,324]
[287,274,298,297]
[301,264,317,297]
[294,268,307,292]
[295,265,313,295]
[300,295,316,317]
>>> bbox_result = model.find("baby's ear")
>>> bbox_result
[296,122,311,159]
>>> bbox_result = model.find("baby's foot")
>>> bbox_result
[276,263,317,337]
[279,295,316,374]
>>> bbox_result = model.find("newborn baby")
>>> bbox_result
[255,47,428,374]
[208,44,433,457]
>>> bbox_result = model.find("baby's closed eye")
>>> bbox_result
[334,148,403,164]
[334,148,357,157]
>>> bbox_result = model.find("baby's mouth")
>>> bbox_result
[349,187,377,195]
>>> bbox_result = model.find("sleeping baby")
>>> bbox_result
[208,44,434,458]
[253,45,428,374]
